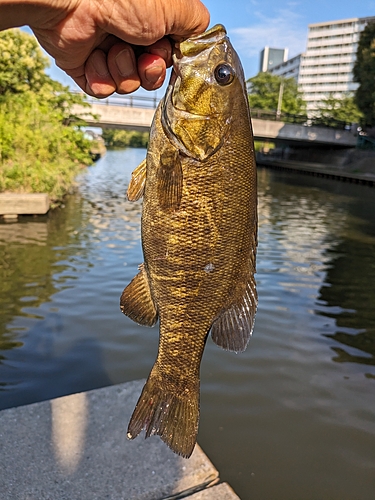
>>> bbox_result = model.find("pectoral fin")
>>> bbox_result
[120,264,158,327]
[127,159,147,201]
[157,150,183,212]
[210,277,257,353]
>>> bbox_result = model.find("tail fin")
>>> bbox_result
[127,366,199,458]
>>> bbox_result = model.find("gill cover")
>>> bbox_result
[162,25,244,161]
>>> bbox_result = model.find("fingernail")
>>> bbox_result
[149,47,168,60]
[115,49,135,77]
[145,65,163,85]
[92,52,109,77]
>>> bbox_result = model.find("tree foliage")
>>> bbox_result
[353,22,375,127]
[247,72,306,115]
[0,29,50,94]
[315,93,362,126]
[0,29,93,200]
[102,129,149,148]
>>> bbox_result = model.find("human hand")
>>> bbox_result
[26,0,209,97]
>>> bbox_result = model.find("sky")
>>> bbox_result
[43,0,375,96]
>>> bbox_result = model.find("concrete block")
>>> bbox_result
[0,380,228,500]
[0,193,50,215]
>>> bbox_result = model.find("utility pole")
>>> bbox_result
[276,82,284,119]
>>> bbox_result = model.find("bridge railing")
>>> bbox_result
[72,91,160,109]
[250,108,355,130]
[71,92,354,131]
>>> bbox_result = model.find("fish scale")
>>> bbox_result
[120,24,257,458]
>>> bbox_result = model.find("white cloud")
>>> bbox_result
[231,8,308,60]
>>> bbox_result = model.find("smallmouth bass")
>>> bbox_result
[120,24,257,458]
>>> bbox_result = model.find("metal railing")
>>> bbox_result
[250,108,309,125]
[250,108,353,130]
[72,91,160,109]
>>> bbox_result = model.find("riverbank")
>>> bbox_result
[0,379,239,500]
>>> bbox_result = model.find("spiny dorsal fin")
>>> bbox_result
[127,159,146,201]
[157,149,183,212]
[210,277,257,353]
[120,264,158,327]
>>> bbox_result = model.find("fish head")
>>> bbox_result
[162,24,247,161]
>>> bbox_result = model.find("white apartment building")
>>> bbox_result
[269,16,375,115]
[268,54,302,81]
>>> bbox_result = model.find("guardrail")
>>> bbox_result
[72,91,160,109]
[250,108,353,130]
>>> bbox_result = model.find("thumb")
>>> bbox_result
[165,0,210,39]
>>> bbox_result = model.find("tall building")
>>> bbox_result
[259,47,288,72]
[268,54,302,81]
[269,16,375,115]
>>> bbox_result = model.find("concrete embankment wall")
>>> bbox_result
[262,147,375,172]
[257,148,375,187]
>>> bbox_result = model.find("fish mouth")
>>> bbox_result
[175,24,227,58]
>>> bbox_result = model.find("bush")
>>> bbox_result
[102,128,149,148]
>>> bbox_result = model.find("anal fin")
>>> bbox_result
[127,159,146,201]
[120,264,158,327]
[211,277,257,353]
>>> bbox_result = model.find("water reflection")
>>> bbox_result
[0,197,91,361]
[258,167,375,370]
[319,234,375,367]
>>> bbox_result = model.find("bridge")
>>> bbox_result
[72,95,357,148]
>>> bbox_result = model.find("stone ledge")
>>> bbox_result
[0,380,240,500]
[0,193,50,215]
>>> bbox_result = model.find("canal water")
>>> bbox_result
[0,149,374,500]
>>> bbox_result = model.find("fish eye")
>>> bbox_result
[214,63,235,85]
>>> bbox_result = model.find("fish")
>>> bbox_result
[120,24,257,458]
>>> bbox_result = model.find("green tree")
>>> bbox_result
[353,22,375,127]
[0,29,93,200]
[102,129,149,148]
[315,93,362,126]
[0,29,50,94]
[247,72,306,116]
